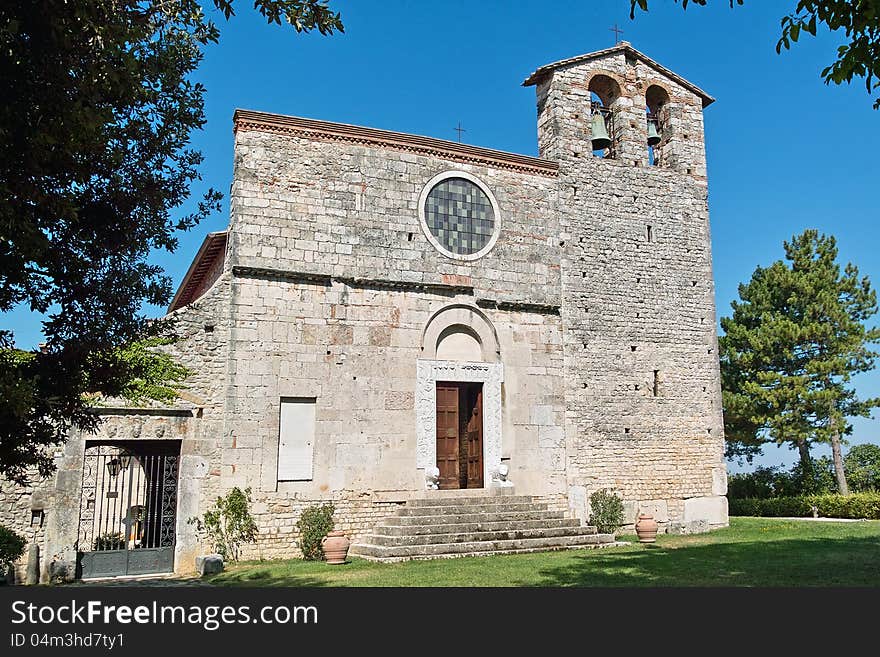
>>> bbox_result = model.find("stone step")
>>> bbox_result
[375,517,582,536]
[390,510,566,526]
[350,533,616,560]
[396,502,546,517]
[405,495,534,508]
[365,525,599,547]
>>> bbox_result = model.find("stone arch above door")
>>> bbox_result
[421,304,500,362]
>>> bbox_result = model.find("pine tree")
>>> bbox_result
[719,230,880,493]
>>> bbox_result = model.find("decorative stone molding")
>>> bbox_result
[415,360,504,487]
[421,304,500,362]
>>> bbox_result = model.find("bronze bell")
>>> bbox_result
[590,111,612,150]
[647,118,662,146]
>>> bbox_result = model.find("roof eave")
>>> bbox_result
[522,42,715,108]
[168,231,227,313]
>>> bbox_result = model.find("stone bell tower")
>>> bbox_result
[524,43,729,529]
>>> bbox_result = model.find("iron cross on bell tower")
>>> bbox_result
[610,23,624,43]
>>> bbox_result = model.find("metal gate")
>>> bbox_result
[77,441,180,579]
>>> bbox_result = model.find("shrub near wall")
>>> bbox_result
[730,493,880,519]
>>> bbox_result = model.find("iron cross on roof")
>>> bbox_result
[454,121,466,143]
[610,23,624,43]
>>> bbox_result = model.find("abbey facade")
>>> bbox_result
[1,43,727,580]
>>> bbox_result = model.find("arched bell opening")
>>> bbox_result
[646,84,671,167]
[588,74,622,159]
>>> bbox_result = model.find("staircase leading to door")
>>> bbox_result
[349,491,615,561]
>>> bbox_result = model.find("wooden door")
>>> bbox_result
[465,386,484,488]
[435,384,460,490]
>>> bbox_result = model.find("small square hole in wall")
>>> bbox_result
[707,428,712,434]
[559,240,565,247]
[687,168,693,174]
[582,382,588,389]
[630,345,637,352]
[708,348,713,354]
[692,281,697,287]
[634,384,640,391]
[624,428,631,435]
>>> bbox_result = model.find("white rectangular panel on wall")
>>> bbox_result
[278,398,316,481]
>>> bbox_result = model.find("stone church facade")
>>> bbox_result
[2,43,727,580]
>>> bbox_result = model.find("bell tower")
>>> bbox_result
[524,41,713,175]
[524,44,729,529]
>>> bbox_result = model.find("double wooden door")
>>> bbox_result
[436,382,483,490]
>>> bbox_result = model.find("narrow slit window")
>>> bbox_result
[653,370,660,397]
[647,225,653,242]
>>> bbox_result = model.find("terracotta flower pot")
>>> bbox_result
[635,513,658,543]
[321,531,351,564]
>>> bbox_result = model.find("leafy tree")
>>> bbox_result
[844,443,880,491]
[719,230,880,494]
[0,1,342,482]
[629,1,880,109]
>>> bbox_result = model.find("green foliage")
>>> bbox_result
[90,338,192,406]
[0,331,191,483]
[728,457,841,499]
[588,489,624,534]
[844,443,880,492]
[717,230,879,491]
[295,503,335,561]
[93,532,126,551]
[629,1,880,109]
[189,487,258,562]
[0,1,341,481]
[0,524,27,568]
[730,492,880,519]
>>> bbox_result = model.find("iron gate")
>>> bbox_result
[77,441,180,578]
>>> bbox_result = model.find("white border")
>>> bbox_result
[418,171,502,262]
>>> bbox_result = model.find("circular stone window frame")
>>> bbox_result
[417,170,502,262]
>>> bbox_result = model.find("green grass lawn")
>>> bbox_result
[207,517,880,587]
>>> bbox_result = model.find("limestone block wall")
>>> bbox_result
[228,128,560,307]
[534,50,727,527]
[218,269,567,508]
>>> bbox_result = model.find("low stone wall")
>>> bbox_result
[238,497,405,561]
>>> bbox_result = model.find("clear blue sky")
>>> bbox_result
[6,1,879,470]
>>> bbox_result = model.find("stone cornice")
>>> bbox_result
[232,265,559,315]
[233,110,559,177]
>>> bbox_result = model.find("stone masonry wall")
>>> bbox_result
[229,129,560,307]
[536,49,728,526]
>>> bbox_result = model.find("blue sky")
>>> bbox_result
[6,1,878,470]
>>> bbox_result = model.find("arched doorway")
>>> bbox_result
[417,305,503,490]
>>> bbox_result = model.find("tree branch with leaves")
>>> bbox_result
[0,1,342,482]
[630,0,880,109]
